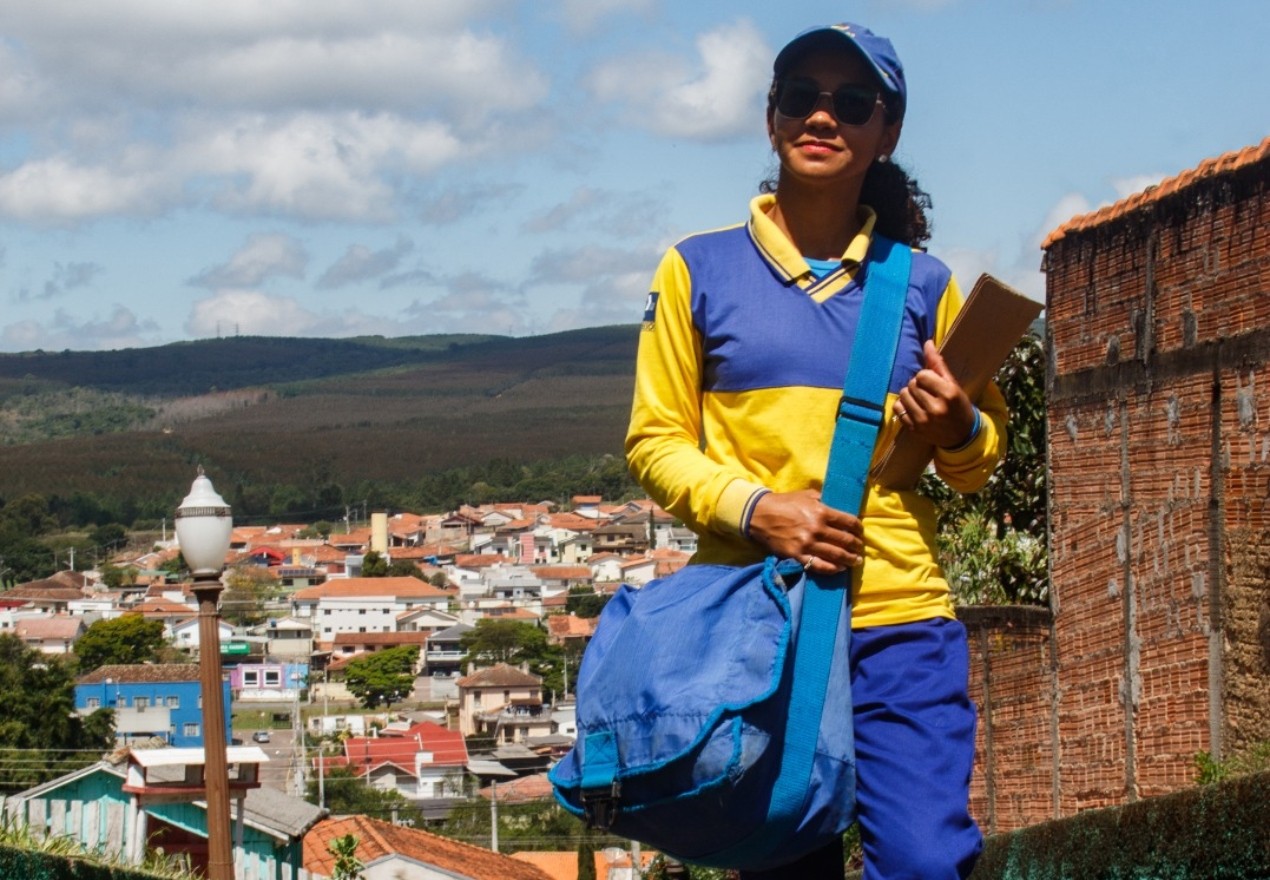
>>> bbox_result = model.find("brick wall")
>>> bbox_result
[962,606,1056,834]
[1040,140,1269,818]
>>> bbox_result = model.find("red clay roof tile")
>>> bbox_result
[1042,136,1270,249]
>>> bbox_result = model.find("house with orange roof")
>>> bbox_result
[546,512,602,532]
[386,511,427,546]
[476,771,554,805]
[456,663,549,742]
[557,531,595,566]
[511,847,657,880]
[329,630,429,663]
[586,551,626,584]
[529,565,593,593]
[395,603,461,637]
[319,720,468,800]
[1,581,87,614]
[619,549,692,586]
[327,527,372,553]
[136,598,199,623]
[14,615,86,654]
[304,814,552,880]
[590,521,650,555]
[545,614,597,648]
[290,577,451,645]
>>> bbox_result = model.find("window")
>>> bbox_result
[263,669,281,687]
[183,723,200,737]
[86,697,101,709]
[166,696,180,708]
[324,609,332,615]
[358,626,366,633]
[359,609,366,615]
[243,670,259,687]
[134,697,149,710]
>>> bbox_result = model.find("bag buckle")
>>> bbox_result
[837,394,884,428]
[581,780,622,830]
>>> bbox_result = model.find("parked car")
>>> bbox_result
[252,730,271,743]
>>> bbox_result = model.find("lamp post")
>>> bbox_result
[175,467,234,880]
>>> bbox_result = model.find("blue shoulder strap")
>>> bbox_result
[743,234,912,862]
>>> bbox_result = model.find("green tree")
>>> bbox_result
[220,566,275,627]
[0,494,57,536]
[73,614,167,673]
[924,332,1049,605]
[0,633,114,791]
[386,559,424,579]
[361,550,389,577]
[460,619,548,665]
[0,528,52,585]
[98,562,139,590]
[88,522,127,551]
[327,833,365,880]
[577,839,597,880]
[343,646,418,709]
[565,588,610,618]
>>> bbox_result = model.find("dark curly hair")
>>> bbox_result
[761,79,933,248]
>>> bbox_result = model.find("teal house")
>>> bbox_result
[10,754,323,879]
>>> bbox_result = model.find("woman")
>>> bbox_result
[625,22,1005,879]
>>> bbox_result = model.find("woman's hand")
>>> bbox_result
[892,340,976,449]
[747,488,864,574]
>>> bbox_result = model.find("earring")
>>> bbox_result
[877,154,890,164]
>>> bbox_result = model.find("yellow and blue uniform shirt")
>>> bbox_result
[626,194,1008,629]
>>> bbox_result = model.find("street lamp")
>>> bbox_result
[175,467,234,880]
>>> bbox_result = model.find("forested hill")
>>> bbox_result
[0,325,642,524]
[0,332,505,395]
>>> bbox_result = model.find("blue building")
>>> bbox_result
[75,663,231,748]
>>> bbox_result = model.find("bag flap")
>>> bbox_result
[554,557,802,786]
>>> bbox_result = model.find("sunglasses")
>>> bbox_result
[774,78,882,126]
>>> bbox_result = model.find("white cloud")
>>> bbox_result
[0,157,171,223]
[555,0,656,34]
[1,2,536,117]
[1035,193,1094,250]
[403,273,529,335]
[526,244,658,285]
[0,3,545,224]
[317,238,414,289]
[1,305,159,352]
[186,112,465,222]
[185,289,322,338]
[418,183,525,226]
[521,188,664,238]
[1111,173,1165,200]
[522,188,602,234]
[188,233,309,290]
[589,19,771,140]
[544,268,651,332]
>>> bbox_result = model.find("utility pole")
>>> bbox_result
[490,780,499,852]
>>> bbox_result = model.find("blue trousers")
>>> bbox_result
[740,617,982,879]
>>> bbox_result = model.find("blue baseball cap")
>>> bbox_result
[773,23,906,119]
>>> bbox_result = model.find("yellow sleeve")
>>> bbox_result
[929,274,1009,493]
[624,248,767,537]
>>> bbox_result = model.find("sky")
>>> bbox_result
[0,0,1266,353]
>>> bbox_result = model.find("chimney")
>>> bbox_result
[371,512,389,555]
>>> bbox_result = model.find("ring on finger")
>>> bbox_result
[803,554,818,571]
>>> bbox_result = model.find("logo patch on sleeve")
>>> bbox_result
[642,291,660,329]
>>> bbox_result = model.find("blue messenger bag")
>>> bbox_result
[549,236,911,870]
